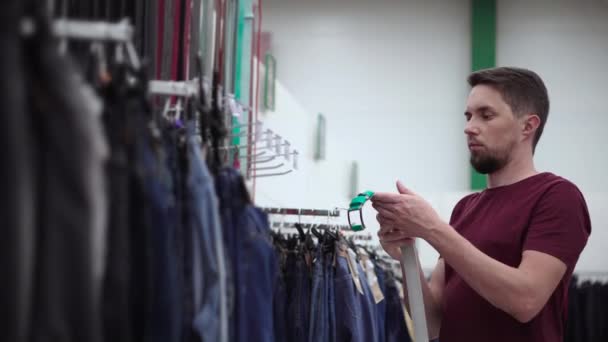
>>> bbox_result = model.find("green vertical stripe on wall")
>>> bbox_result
[470,0,496,190]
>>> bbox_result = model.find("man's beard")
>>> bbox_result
[469,145,512,174]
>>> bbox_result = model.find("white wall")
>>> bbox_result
[261,0,472,193]
[257,0,471,268]
[257,0,608,271]
[497,0,608,272]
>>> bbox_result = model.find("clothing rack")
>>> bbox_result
[21,18,134,42]
[262,207,341,217]
[573,270,608,282]
[271,222,351,231]
[148,79,200,97]
[21,17,140,69]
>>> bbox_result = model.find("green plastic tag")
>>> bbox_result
[351,224,364,232]
[348,190,375,231]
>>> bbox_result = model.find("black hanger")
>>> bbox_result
[206,71,227,175]
[194,53,211,145]
[294,223,307,243]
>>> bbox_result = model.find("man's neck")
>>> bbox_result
[487,152,537,189]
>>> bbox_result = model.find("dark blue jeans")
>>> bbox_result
[375,263,387,342]
[273,249,288,342]
[308,242,336,342]
[216,168,278,342]
[286,252,311,342]
[334,242,379,342]
[187,130,228,342]
[385,282,411,342]
[238,207,278,342]
[356,260,379,342]
[335,243,360,341]
[139,127,180,342]
[325,250,336,342]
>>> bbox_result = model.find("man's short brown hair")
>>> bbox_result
[468,67,550,152]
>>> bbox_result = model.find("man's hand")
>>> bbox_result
[377,227,414,260]
[372,180,444,241]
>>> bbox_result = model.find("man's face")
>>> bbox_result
[464,85,521,174]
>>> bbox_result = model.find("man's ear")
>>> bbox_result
[522,114,541,139]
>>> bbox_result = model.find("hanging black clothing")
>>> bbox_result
[25,19,107,342]
[0,1,36,341]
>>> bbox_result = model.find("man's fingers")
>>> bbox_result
[374,206,398,220]
[376,214,395,227]
[380,234,414,244]
[370,192,402,204]
[396,180,416,195]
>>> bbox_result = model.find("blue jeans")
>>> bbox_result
[385,281,411,342]
[286,251,311,342]
[139,126,180,342]
[325,249,336,342]
[334,242,379,342]
[187,128,228,342]
[238,207,278,342]
[356,260,379,342]
[375,263,387,342]
[308,246,328,342]
[216,168,278,342]
[333,243,362,342]
[273,249,288,342]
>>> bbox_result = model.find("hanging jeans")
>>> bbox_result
[273,249,289,342]
[286,251,312,342]
[137,124,181,342]
[187,128,228,342]
[216,168,277,342]
[375,263,387,342]
[385,282,411,342]
[335,243,363,342]
[309,246,329,342]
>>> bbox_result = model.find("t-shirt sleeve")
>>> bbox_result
[523,182,591,268]
[439,194,473,260]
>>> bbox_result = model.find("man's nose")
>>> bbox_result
[464,119,480,136]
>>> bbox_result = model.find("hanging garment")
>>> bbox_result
[308,246,326,342]
[385,280,412,342]
[185,123,229,342]
[0,1,36,341]
[217,168,278,342]
[273,245,290,342]
[374,264,388,342]
[333,241,379,342]
[286,251,312,342]
[309,245,330,342]
[137,118,181,342]
[25,17,108,342]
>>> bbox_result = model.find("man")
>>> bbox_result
[371,67,591,342]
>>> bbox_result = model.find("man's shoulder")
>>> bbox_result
[535,172,585,201]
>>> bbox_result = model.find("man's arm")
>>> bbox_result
[373,181,572,324]
[427,222,566,323]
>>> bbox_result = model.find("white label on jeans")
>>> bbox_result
[347,248,364,295]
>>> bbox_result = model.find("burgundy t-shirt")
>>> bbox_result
[440,172,591,342]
